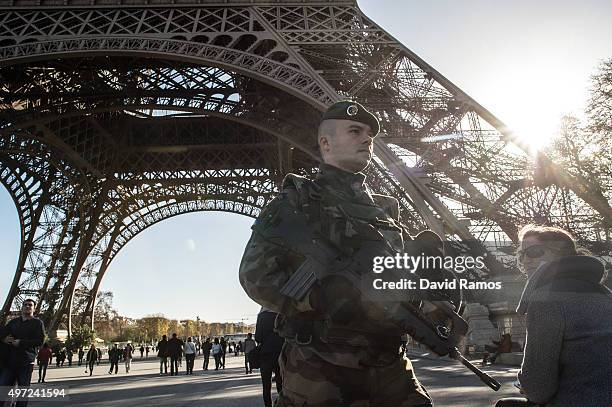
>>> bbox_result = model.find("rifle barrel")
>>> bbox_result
[451,349,501,391]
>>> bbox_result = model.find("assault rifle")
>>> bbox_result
[266,203,500,391]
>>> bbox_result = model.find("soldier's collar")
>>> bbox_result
[317,163,366,192]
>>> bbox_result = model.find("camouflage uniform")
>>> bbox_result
[240,162,432,407]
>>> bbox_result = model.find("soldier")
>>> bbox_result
[239,101,444,406]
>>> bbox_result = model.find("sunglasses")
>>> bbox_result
[517,244,559,262]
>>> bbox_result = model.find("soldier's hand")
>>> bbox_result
[320,276,362,324]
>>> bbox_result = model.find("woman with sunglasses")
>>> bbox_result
[496,224,612,407]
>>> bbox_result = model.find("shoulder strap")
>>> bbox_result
[282,173,321,208]
[371,193,400,221]
[282,173,323,232]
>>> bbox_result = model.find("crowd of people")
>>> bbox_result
[154,330,267,376]
[33,334,270,379]
[0,297,286,407]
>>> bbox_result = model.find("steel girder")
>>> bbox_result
[0,1,610,334]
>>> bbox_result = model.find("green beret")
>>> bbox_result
[321,100,380,136]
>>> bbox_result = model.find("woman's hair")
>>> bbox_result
[517,224,578,256]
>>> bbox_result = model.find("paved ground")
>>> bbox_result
[28,351,520,406]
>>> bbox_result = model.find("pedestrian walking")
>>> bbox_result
[255,310,284,407]
[202,338,211,370]
[36,343,53,383]
[124,343,133,373]
[86,344,98,376]
[66,348,73,366]
[108,344,120,374]
[211,338,222,371]
[58,348,65,367]
[220,337,227,369]
[184,337,196,375]
[0,298,45,407]
[157,335,169,375]
[167,333,183,376]
[243,333,256,374]
[78,347,84,366]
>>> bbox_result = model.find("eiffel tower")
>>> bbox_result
[1,0,610,337]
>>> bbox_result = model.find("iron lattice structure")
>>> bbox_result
[0,0,610,334]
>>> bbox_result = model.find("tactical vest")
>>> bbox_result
[284,173,405,254]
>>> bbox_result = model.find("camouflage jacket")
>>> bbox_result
[239,164,407,368]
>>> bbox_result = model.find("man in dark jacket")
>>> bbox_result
[255,309,284,407]
[0,298,45,407]
[157,335,169,375]
[108,344,120,374]
[201,337,211,370]
[220,337,227,369]
[167,333,183,376]
[85,345,98,376]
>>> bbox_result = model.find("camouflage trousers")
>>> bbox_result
[275,342,432,407]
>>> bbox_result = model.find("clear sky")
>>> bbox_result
[1,1,611,324]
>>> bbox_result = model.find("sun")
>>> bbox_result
[485,64,588,152]
[508,117,560,151]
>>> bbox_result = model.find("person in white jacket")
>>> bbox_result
[184,337,197,375]
[211,338,223,371]
[243,332,256,374]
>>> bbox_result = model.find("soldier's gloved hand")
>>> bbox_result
[307,284,324,312]
[313,276,361,324]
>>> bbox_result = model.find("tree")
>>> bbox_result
[549,115,607,195]
[585,59,612,194]
[168,319,181,337]
[586,59,612,139]
[89,292,258,342]
[139,315,170,342]
[94,291,120,340]
[94,291,118,320]
[546,59,612,238]
[183,320,199,338]
[66,325,95,351]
